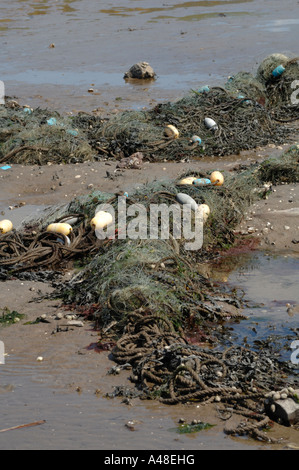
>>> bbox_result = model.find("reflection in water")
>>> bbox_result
[5,0,78,17]
[150,11,251,22]
[216,253,299,364]
[100,0,254,17]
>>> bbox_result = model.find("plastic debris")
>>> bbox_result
[0,220,13,234]
[178,176,197,185]
[0,165,11,170]
[190,135,202,145]
[210,171,224,186]
[176,193,198,211]
[164,124,179,139]
[47,117,58,126]
[197,85,210,93]
[198,203,210,222]
[46,223,73,236]
[272,64,286,77]
[204,117,218,131]
[66,129,79,137]
[90,211,113,230]
[193,178,211,186]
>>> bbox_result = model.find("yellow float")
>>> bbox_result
[198,204,210,222]
[0,220,13,234]
[164,124,179,139]
[210,171,224,186]
[178,176,197,185]
[90,211,113,230]
[46,223,73,236]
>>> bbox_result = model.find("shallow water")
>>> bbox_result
[214,252,299,365]
[0,0,298,112]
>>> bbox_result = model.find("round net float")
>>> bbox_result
[164,124,179,139]
[0,219,13,234]
[193,178,211,186]
[256,53,289,82]
[204,117,218,131]
[176,193,198,211]
[272,64,286,77]
[56,235,71,246]
[197,85,210,93]
[46,223,73,236]
[197,203,210,222]
[210,171,224,186]
[178,176,197,185]
[190,135,202,145]
[91,211,113,230]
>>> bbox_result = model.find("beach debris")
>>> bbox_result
[198,203,210,222]
[0,165,11,170]
[116,152,143,169]
[193,178,211,186]
[264,388,299,426]
[272,64,286,78]
[164,124,179,139]
[0,420,46,433]
[0,220,13,234]
[90,211,113,230]
[47,117,58,126]
[46,223,73,236]
[124,61,156,80]
[190,135,202,145]
[56,235,71,246]
[256,53,289,83]
[66,129,79,137]
[197,85,210,93]
[204,117,218,131]
[176,192,198,211]
[210,171,224,186]
[66,320,84,327]
[178,176,197,185]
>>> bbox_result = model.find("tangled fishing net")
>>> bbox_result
[0,53,298,165]
[0,102,96,165]
[1,53,298,443]
[1,145,298,441]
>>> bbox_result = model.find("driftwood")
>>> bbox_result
[0,420,46,433]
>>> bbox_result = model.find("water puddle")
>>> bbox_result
[212,252,299,365]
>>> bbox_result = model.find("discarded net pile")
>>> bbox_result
[0,213,98,279]
[91,53,299,161]
[0,53,298,165]
[114,339,294,442]
[258,143,299,183]
[95,87,290,161]
[0,101,96,165]
[226,53,299,122]
[1,147,298,441]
